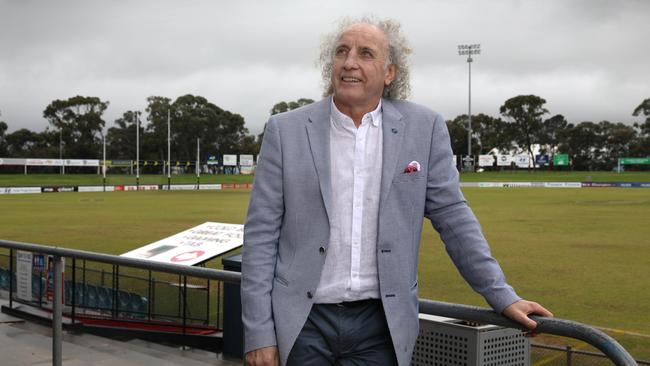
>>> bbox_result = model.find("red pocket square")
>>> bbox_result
[403,161,421,173]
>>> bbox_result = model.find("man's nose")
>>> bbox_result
[343,52,359,69]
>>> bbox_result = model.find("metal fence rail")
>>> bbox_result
[0,239,639,366]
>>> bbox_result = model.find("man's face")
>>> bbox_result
[331,23,396,112]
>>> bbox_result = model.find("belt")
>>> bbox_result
[332,298,381,308]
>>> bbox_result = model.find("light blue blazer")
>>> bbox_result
[241,97,520,366]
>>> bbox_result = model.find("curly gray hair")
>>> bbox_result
[319,16,412,100]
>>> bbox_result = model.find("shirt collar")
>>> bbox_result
[330,97,382,130]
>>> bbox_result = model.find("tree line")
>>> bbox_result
[447,95,650,170]
[0,95,257,162]
[1,95,649,171]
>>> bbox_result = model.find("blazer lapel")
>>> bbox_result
[379,99,405,210]
[306,100,333,220]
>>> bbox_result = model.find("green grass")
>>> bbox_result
[0,188,649,359]
[1,171,650,187]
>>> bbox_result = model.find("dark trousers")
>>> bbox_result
[286,299,397,366]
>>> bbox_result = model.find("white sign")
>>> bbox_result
[223,154,238,166]
[0,158,27,165]
[16,251,33,301]
[452,155,457,166]
[0,187,42,195]
[515,154,530,168]
[496,155,513,166]
[121,222,243,266]
[239,154,254,166]
[26,159,63,166]
[478,155,495,167]
[64,159,100,167]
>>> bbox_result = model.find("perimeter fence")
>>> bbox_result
[0,239,643,366]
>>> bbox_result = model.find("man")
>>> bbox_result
[241,17,552,366]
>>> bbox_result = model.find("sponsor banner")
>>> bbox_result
[0,187,42,195]
[199,184,222,190]
[207,155,219,165]
[123,185,159,191]
[168,184,198,191]
[496,155,513,166]
[106,160,132,167]
[478,155,495,167]
[78,186,115,192]
[223,154,237,166]
[536,154,550,166]
[553,154,569,166]
[543,182,581,188]
[239,154,254,166]
[64,159,100,167]
[501,182,533,188]
[478,182,501,188]
[26,159,63,166]
[0,158,27,165]
[459,182,480,187]
[515,155,530,168]
[121,222,244,266]
[41,186,77,193]
[16,251,33,301]
[619,157,650,165]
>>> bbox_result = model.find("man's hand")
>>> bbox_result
[502,299,553,332]
[245,346,280,366]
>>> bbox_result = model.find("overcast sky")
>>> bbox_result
[1,0,649,135]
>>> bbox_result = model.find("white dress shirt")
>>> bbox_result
[313,98,383,303]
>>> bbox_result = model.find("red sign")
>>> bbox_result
[170,250,205,262]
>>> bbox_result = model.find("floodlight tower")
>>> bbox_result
[458,43,481,159]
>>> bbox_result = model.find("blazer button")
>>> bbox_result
[307,291,313,299]
[319,246,325,255]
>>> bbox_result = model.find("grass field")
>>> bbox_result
[0,188,649,359]
[2,170,650,187]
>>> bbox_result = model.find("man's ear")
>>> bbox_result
[384,64,396,86]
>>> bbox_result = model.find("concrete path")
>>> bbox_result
[0,300,242,366]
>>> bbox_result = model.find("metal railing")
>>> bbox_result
[0,239,638,366]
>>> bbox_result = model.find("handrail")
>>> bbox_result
[419,300,637,366]
[0,239,638,366]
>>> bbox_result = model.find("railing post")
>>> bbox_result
[9,248,13,308]
[567,345,573,366]
[52,255,63,366]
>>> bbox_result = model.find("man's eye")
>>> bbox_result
[335,48,348,56]
[361,50,374,58]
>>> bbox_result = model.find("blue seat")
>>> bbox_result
[0,269,10,290]
[97,286,112,310]
[85,285,99,309]
[118,290,131,313]
[74,283,83,306]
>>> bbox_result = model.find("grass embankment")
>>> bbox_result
[0,188,648,359]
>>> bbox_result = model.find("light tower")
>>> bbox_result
[458,43,481,164]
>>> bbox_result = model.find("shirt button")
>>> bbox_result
[319,246,325,255]
[307,291,313,299]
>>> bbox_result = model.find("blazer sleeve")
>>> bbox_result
[423,112,521,313]
[241,117,284,353]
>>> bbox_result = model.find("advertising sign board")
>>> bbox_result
[553,154,569,166]
[239,155,254,166]
[121,222,243,266]
[16,251,33,301]
[223,155,238,166]
[515,155,530,168]
[478,155,495,167]
[496,155,513,166]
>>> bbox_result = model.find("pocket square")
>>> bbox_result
[403,161,421,173]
